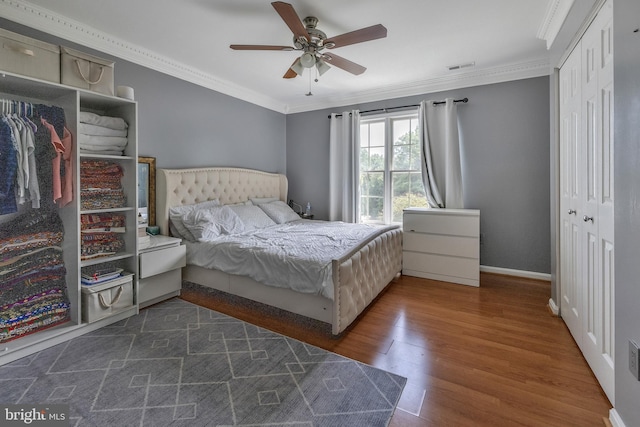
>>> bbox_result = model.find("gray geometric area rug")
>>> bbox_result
[0,299,406,426]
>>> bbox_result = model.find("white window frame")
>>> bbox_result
[358,109,421,225]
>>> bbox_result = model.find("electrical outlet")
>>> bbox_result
[630,340,640,381]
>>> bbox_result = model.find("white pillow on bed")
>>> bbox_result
[228,204,276,230]
[257,200,300,224]
[169,199,220,240]
[181,205,245,241]
[250,197,279,205]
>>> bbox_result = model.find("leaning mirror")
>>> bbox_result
[138,156,156,226]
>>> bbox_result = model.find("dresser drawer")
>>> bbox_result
[403,252,479,281]
[139,245,186,278]
[403,212,479,237]
[403,232,479,258]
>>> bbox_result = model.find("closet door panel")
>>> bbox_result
[559,42,583,341]
[601,238,614,365]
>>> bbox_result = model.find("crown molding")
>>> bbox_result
[0,0,288,113]
[285,58,551,114]
[556,0,607,69]
[537,0,575,49]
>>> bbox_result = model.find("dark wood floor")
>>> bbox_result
[180,273,612,427]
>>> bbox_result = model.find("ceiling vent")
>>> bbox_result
[447,61,476,71]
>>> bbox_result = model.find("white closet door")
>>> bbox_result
[558,0,614,404]
[579,2,615,402]
[559,42,582,342]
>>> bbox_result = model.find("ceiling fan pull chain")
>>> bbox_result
[306,70,313,96]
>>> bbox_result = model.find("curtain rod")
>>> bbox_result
[328,97,468,118]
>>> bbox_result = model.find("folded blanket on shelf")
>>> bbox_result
[79,123,128,137]
[80,160,123,176]
[78,135,128,149]
[79,149,124,156]
[79,112,128,130]
[0,209,71,344]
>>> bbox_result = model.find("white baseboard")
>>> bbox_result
[610,409,626,427]
[480,265,551,281]
[548,298,559,315]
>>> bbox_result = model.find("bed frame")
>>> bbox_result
[157,167,403,334]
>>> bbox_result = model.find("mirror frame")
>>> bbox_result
[138,156,156,226]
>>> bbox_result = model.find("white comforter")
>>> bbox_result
[185,220,398,300]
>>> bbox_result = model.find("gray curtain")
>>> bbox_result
[419,98,464,208]
[329,110,360,222]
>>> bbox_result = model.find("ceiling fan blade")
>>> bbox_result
[271,1,309,42]
[283,58,300,79]
[230,44,294,51]
[325,24,387,49]
[322,53,366,75]
[283,68,298,79]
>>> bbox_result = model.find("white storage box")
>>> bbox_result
[82,273,134,323]
[61,46,114,96]
[0,28,60,83]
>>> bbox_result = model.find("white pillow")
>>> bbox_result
[228,205,276,231]
[250,197,279,205]
[169,199,220,240]
[181,205,244,241]
[258,200,300,224]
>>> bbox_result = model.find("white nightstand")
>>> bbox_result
[138,235,186,308]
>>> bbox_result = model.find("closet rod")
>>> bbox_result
[328,97,468,118]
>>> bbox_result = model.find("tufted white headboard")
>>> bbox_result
[156,167,288,235]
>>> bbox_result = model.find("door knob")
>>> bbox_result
[568,209,576,215]
[583,215,594,223]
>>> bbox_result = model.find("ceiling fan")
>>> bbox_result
[230,1,387,79]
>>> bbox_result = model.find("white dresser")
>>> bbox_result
[138,235,186,308]
[402,208,480,287]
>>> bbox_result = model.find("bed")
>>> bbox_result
[156,167,403,334]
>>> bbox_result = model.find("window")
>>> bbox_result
[359,112,427,224]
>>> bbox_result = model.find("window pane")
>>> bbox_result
[359,123,369,149]
[360,171,384,222]
[392,171,428,223]
[393,143,411,170]
[410,140,422,170]
[393,119,410,144]
[369,122,385,147]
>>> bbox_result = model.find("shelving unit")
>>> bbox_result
[0,70,138,364]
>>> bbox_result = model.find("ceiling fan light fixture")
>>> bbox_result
[316,58,331,76]
[300,52,316,68]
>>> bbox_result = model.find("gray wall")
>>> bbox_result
[0,18,287,174]
[287,77,551,274]
[614,0,640,424]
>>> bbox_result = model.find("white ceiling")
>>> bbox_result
[2,0,568,113]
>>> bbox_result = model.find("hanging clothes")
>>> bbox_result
[40,118,74,207]
[0,116,18,215]
[0,100,74,212]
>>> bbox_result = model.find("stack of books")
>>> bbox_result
[81,266,123,286]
